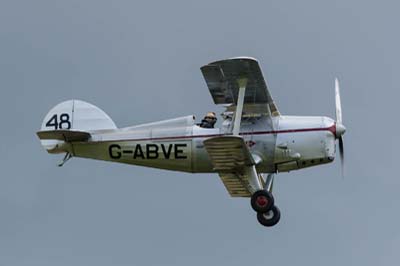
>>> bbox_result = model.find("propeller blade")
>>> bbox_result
[335,78,343,125]
[334,78,346,178]
[338,136,344,178]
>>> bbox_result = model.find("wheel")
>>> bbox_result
[257,205,281,227]
[250,190,274,213]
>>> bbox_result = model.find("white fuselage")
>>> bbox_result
[66,115,337,174]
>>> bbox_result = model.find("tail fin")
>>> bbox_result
[38,100,116,153]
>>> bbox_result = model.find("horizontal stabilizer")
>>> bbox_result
[37,130,91,142]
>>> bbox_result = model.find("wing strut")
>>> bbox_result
[232,78,247,135]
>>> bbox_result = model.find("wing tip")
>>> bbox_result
[201,56,259,68]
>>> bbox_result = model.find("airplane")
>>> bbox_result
[37,57,346,227]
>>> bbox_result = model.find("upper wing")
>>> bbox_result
[200,57,280,116]
[204,136,264,197]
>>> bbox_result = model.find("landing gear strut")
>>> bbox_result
[251,173,281,227]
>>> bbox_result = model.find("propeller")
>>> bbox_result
[334,78,346,177]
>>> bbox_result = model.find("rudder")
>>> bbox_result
[39,100,116,153]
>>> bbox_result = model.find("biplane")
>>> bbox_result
[37,57,346,227]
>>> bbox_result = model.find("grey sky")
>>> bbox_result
[1,0,399,265]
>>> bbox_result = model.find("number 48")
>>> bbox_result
[45,113,71,130]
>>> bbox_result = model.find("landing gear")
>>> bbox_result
[58,152,72,167]
[250,190,274,213]
[251,173,281,227]
[257,205,281,227]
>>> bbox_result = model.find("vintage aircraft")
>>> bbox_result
[37,57,346,227]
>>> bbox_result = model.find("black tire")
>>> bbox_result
[251,190,274,213]
[257,205,281,227]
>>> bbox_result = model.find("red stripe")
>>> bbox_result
[97,125,336,143]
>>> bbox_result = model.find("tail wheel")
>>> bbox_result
[250,190,274,213]
[257,205,281,227]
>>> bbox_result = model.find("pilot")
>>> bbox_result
[200,112,217,128]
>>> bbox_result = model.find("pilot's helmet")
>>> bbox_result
[205,112,217,121]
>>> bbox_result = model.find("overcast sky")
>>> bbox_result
[1,0,399,265]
